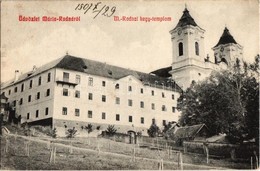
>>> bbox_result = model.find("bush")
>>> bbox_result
[137,131,142,137]
[66,127,77,138]
[21,122,31,136]
[85,124,93,134]
[96,125,101,130]
[106,125,117,136]
[47,128,57,138]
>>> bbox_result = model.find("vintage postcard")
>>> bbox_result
[0,0,259,170]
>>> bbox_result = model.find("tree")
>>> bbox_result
[177,56,259,144]
[106,125,117,136]
[147,123,160,137]
[66,127,77,138]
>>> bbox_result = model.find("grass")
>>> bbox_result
[0,124,252,170]
[1,136,180,170]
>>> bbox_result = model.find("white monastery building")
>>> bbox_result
[0,7,243,135]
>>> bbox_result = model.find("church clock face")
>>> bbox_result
[178,30,182,35]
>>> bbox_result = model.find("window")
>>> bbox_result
[36,92,40,100]
[129,116,133,122]
[128,99,133,106]
[162,105,167,111]
[47,73,51,82]
[21,83,24,92]
[151,90,154,96]
[195,42,199,56]
[76,75,81,84]
[62,107,67,115]
[8,90,11,95]
[115,83,119,89]
[75,109,80,117]
[102,112,106,119]
[14,87,17,93]
[140,88,143,94]
[27,113,30,120]
[88,77,93,86]
[116,97,120,104]
[75,90,80,98]
[36,110,39,118]
[63,88,68,96]
[63,72,69,82]
[102,95,106,102]
[172,107,176,113]
[128,86,132,92]
[102,81,106,87]
[179,42,183,56]
[88,110,92,118]
[151,103,155,110]
[38,76,42,86]
[13,100,16,107]
[45,107,49,115]
[28,95,31,102]
[19,98,23,105]
[116,114,120,121]
[172,94,175,100]
[152,118,155,124]
[88,93,93,100]
[141,117,144,124]
[46,89,50,96]
[29,80,33,89]
[162,92,165,98]
[140,101,144,108]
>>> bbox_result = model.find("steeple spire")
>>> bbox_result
[173,6,198,30]
[214,27,237,47]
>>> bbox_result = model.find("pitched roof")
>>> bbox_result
[173,124,207,139]
[206,134,230,143]
[1,55,183,93]
[214,27,238,47]
[174,8,198,30]
[1,57,64,88]
[150,66,172,78]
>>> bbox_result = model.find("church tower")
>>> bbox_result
[212,27,243,66]
[169,7,207,90]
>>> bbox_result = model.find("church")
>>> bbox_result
[0,7,243,136]
[152,7,243,90]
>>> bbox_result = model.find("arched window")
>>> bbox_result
[38,76,41,86]
[178,42,183,56]
[179,42,183,56]
[195,42,199,56]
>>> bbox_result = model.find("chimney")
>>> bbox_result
[14,70,19,81]
[32,65,37,72]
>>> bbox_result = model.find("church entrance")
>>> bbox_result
[128,130,137,144]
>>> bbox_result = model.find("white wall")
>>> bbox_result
[1,68,56,122]
[53,68,180,132]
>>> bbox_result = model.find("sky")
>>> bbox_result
[1,0,259,83]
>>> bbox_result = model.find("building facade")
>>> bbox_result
[0,6,243,136]
[0,56,182,136]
